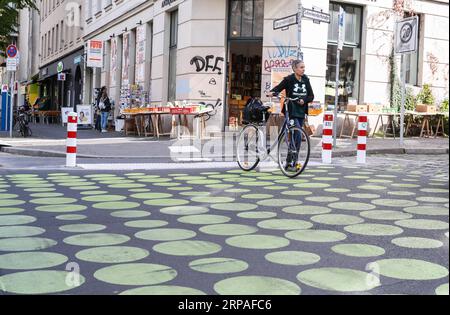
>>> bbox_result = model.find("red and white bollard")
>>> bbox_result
[357,114,368,164]
[322,111,334,164]
[66,112,78,167]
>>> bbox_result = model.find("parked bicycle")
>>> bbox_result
[236,95,311,178]
[13,106,33,138]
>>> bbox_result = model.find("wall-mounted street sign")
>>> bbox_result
[58,73,66,81]
[57,61,64,73]
[6,58,17,72]
[6,44,17,58]
[302,8,331,24]
[395,16,419,54]
[273,14,298,30]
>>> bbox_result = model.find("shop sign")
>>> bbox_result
[58,73,66,81]
[2,84,9,93]
[57,61,64,73]
[87,40,104,68]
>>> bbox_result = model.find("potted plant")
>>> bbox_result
[416,84,436,113]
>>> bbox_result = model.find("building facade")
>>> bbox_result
[38,0,85,110]
[82,0,448,132]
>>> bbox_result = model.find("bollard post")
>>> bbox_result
[357,114,368,164]
[322,111,334,164]
[66,112,78,168]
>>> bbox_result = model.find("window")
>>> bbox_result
[325,2,362,108]
[168,10,178,101]
[56,24,59,51]
[229,0,264,39]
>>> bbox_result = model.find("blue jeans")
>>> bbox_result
[101,111,109,131]
[288,117,305,162]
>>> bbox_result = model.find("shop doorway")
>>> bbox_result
[74,66,82,106]
[226,0,264,129]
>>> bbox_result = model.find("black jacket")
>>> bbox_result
[271,74,315,118]
[96,96,111,112]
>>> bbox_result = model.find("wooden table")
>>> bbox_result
[32,111,62,124]
[405,111,448,138]
[123,112,171,138]
[173,109,214,140]
[372,112,399,139]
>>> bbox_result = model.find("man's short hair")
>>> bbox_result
[291,60,304,70]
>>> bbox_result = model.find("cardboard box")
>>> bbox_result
[347,104,368,112]
[416,104,436,113]
[367,104,384,113]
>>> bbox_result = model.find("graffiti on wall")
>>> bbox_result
[263,41,298,72]
[190,55,225,75]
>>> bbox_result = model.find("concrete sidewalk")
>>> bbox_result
[1,123,448,160]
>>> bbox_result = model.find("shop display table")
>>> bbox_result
[405,111,448,138]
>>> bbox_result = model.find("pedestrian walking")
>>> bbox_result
[96,86,111,133]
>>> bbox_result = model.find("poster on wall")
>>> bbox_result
[110,38,117,86]
[76,105,93,125]
[122,32,130,86]
[135,25,146,86]
[87,40,104,68]
[61,107,73,124]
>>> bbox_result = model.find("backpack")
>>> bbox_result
[243,98,269,123]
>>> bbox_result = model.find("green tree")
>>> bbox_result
[0,0,37,55]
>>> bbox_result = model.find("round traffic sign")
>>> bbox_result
[400,23,413,44]
[6,45,18,58]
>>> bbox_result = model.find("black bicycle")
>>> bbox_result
[13,106,32,137]
[236,96,311,178]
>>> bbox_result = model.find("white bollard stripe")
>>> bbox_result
[66,138,77,147]
[357,137,367,145]
[67,124,77,132]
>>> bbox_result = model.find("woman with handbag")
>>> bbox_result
[97,87,112,133]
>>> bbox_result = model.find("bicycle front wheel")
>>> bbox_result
[278,127,310,178]
[237,124,261,171]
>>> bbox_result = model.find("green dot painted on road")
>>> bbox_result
[435,284,449,295]
[0,252,68,270]
[311,214,364,226]
[264,186,289,190]
[93,201,141,210]
[283,205,332,215]
[0,215,36,226]
[328,202,376,211]
[387,191,416,196]
[59,224,106,233]
[416,197,449,203]
[205,184,235,190]
[108,184,147,189]
[257,199,302,207]
[360,210,413,221]
[63,233,130,247]
[168,187,192,191]
[57,182,95,187]
[344,224,404,236]
[421,188,449,194]
[174,176,207,181]
[179,191,211,197]
[224,188,251,193]
[257,219,313,230]
[0,194,19,199]
[238,211,277,219]
[124,220,168,228]
[395,219,449,230]
[403,206,449,216]
[210,203,258,212]
[285,230,347,243]
[97,180,135,185]
[241,194,274,200]
[305,196,340,203]
[297,268,380,292]
[56,214,87,221]
[223,177,256,183]
[392,237,443,249]
[0,199,26,207]
[135,228,197,241]
[265,251,320,266]
[29,193,64,198]
[129,188,151,192]
[187,179,223,185]
[281,190,313,196]
[138,178,172,183]
[357,185,387,190]
[79,190,108,195]
[325,188,351,193]
[373,259,449,280]
[348,194,381,199]
[82,195,127,202]
[29,197,77,205]
[189,258,249,274]
[110,210,151,218]
[76,246,149,264]
[120,285,206,295]
[331,244,385,257]
[294,183,331,189]
[94,263,177,286]
[367,179,393,184]
[208,174,239,179]
[200,224,258,236]
[152,182,182,187]
[391,183,420,188]
[226,235,290,250]
[312,177,340,182]
[160,206,209,216]
[371,199,419,208]
[0,271,85,294]
[153,240,222,256]
[191,197,235,204]
[0,208,24,215]
[344,175,370,180]
[239,181,274,187]
[0,226,45,238]
[0,237,57,252]
[24,188,56,192]
[144,199,189,207]
[130,193,173,199]
[178,215,231,225]
[214,276,301,295]
[35,205,87,213]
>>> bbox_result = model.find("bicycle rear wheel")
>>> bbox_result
[278,126,310,178]
[237,124,261,171]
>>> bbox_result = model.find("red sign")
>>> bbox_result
[6,44,18,58]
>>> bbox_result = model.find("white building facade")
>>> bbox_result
[83,0,449,132]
